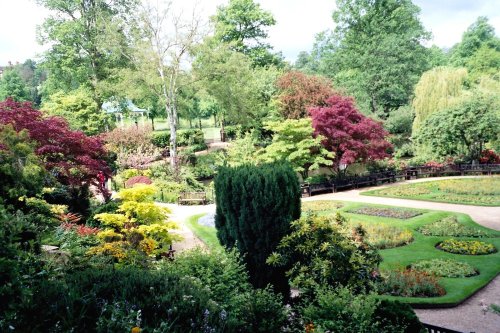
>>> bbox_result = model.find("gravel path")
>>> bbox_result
[156,202,215,252]
[304,176,500,230]
[414,275,500,333]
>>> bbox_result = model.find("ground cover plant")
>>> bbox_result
[437,239,497,255]
[418,215,490,237]
[362,177,500,206]
[411,259,477,278]
[348,206,423,219]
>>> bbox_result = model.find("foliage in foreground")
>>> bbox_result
[214,162,301,297]
[268,213,381,297]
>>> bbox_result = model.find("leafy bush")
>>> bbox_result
[89,185,179,263]
[348,206,423,219]
[215,162,301,298]
[361,224,413,249]
[302,200,343,212]
[177,129,205,147]
[224,125,244,141]
[190,151,224,179]
[378,269,446,297]
[86,200,120,227]
[301,287,423,333]
[268,213,381,297]
[418,216,490,237]
[411,259,477,278]
[6,251,289,332]
[438,239,497,255]
[151,131,170,148]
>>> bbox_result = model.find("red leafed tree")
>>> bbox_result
[0,98,111,198]
[309,94,392,173]
[276,71,334,119]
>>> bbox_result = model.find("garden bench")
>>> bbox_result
[178,191,207,205]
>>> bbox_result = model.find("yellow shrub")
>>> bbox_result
[97,229,124,242]
[118,184,157,202]
[94,213,129,228]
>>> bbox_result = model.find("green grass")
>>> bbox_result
[361,177,500,206]
[338,201,500,306]
[186,201,500,306]
[185,214,223,251]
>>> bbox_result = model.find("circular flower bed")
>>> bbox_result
[437,239,497,255]
[411,259,477,278]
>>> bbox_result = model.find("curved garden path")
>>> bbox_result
[304,176,500,230]
[156,202,215,251]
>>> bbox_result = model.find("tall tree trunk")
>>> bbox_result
[213,113,217,127]
[198,118,202,129]
[151,117,155,131]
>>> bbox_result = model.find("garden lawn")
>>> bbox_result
[338,201,500,307]
[361,177,500,206]
[188,201,500,306]
[185,214,223,251]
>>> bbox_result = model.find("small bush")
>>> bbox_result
[438,239,497,255]
[411,259,477,278]
[378,269,446,297]
[177,129,205,147]
[418,216,489,237]
[151,131,170,148]
[348,206,423,219]
[301,287,422,333]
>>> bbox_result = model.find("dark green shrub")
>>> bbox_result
[224,125,243,141]
[151,131,170,148]
[374,300,424,333]
[214,162,301,298]
[7,251,288,332]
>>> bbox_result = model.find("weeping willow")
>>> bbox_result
[412,67,468,132]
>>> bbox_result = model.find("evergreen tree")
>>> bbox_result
[0,69,30,102]
[214,162,301,298]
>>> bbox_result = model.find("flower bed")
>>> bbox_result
[361,224,413,249]
[378,269,446,297]
[411,259,477,278]
[437,239,497,255]
[348,207,423,219]
[418,216,490,238]
[302,201,343,212]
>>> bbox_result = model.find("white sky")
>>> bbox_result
[0,0,499,65]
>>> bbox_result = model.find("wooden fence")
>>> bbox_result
[301,164,500,197]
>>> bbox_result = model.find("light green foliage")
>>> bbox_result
[426,45,449,68]
[212,0,282,67]
[450,16,500,66]
[412,66,468,131]
[466,45,500,82]
[259,118,333,179]
[37,0,135,105]
[385,105,415,158]
[42,88,111,135]
[0,125,46,203]
[225,132,259,167]
[0,69,31,102]
[414,93,499,160]
[193,41,280,127]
